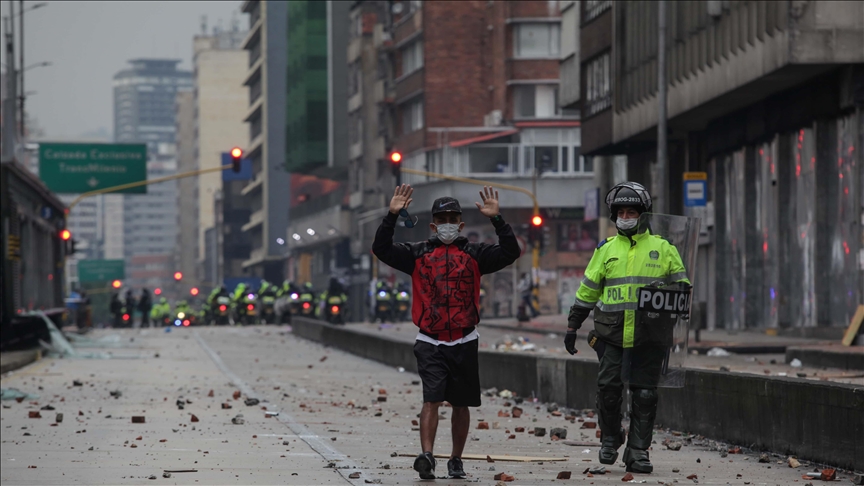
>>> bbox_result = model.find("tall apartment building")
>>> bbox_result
[241,0,349,283]
[578,0,864,331]
[175,90,197,287]
[240,0,291,282]
[192,26,248,286]
[348,0,588,316]
[111,59,192,289]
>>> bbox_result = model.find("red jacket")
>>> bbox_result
[372,212,520,342]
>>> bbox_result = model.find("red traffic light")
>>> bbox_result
[111,279,122,289]
[230,147,243,158]
[390,151,402,163]
[174,272,183,281]
[60,229,72,241]
[190,287,199,296]
[531,215,543,226]
[154,288,162,295]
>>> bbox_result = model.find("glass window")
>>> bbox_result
[401,40,424,76]
[402,98,424,134]
[536,146,559,173]
[514,23,560,58]
[468,146,511,173]
[585,52,612,116]
[513,85,560,118]
[562,146,570,171]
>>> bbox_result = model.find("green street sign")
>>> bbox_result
[38,143,148,194]
[77,259,125,283]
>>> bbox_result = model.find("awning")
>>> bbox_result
[449,129,520,148]
[513,120,581,128]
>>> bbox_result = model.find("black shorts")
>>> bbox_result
[413,339,481,407]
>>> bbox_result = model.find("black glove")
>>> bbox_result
[564,329,579,355]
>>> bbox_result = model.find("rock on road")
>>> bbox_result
[0,326,837,484]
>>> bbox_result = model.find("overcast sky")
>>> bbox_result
[1,1,242,141]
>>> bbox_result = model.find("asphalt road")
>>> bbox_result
[1,326,854,485]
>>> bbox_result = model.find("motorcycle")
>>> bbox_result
[322,295,346,325]
[236,292,258,325]
[173,309,196,327]
[374,290,393,322]
[298,291,316,317]
[212,296,232,325]
[394,290,411,322]
[279,291,301,324]
[259,292,277,324]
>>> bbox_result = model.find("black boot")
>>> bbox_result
[596,388,625,465]
[624,388,658,473]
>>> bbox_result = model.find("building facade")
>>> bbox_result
[355,0,590,316]
[579,0,864,331]
[111,59,192,289]
[175,90,197,287]
[192,27,248,284]
[240,0,291,282]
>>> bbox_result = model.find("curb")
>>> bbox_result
[291,317,864,471]
[0,349,42,375]
[786,346,864,371]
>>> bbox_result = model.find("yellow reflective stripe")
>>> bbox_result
[623,310,635,348]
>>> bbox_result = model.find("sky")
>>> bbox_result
[1,1,242,141]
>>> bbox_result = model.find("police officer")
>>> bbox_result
[564,182,689,474]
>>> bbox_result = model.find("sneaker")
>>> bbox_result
[447,457,466,478]
[413,451,436,479]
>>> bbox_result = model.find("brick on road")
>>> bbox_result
[0,326,847,484]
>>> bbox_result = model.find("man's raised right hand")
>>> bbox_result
[389,184,414,214]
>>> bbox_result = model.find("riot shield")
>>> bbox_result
[621,212,701,388]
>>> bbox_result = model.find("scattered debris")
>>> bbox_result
[477,422,489,430]
[232,390,241,400]
[1,388,39,401]
[176,399,185,410]
[265,411,279,417]
[244,398,260,406]
[56,413,63,423]
[148,475,157,480]
[706,347,731,357]
[622,472,634,481]
[820,468,836,481]
[534,427,546,437]
[40,404,55,410]
[73,380,83,386]
[666,441,683,451]
[557,471,572,479]
[163,469,198,473]
[222,403,232,409]
[162,472,171,478]
[728,446,742,454]
[758,453,770,463]
[131,416,146,423]
[348,472,361,479]
[493,472,514,481]
[790,358,803,368]
[28,411,41,419]
[110,390,122,398]
[687,474,698,480]
[511,407,523,418]
[231,414,245,425]
[190,414,199,423]
[787,457,800,468]
[550,427,567,440]
[498,389,513,399]
[589,466,607,474]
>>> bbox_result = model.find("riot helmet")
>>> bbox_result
[605,182,652,222]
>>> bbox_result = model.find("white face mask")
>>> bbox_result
[616,218,638,232]
[435,223,461,244]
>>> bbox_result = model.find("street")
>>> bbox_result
[1,325,848,485]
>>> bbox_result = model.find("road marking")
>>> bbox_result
[194,331,365,486]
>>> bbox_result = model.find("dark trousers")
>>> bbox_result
[596,344,665,451]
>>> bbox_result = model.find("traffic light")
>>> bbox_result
[154,288,162,296]
[390,150,402,185]
[174,271,183,281]
[529,215,543,247]
[230,147,243,173]
[60,229,77,255]
[190,287,199,296]
[111,279,122,289]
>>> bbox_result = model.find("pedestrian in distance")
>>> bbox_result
[138,288,152,328]
[373,184,521,479]
[564,182,690,474]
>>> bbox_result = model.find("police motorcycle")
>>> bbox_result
[235,290,259,325]
[319,294,347,324]
[212,295,232,325]
[173,300,197,327]
[373,283,394,322]
[393,283,411,322]
[298,284,317,317]
[150,298,172,327]
[258,282,279,324]
[276,281,301,324]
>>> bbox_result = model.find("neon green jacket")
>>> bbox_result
[574,231,689,348]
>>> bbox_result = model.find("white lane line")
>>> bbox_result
[194,331,365,486]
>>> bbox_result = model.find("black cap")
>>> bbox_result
[431,197,462,216]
